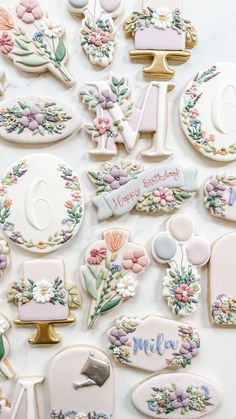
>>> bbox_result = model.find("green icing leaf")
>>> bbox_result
[16,57,49,67]
[0,335,5,362]
[83,273,97,300]
[55,39,66,63]
[100,297,122,312]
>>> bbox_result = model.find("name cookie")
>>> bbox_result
[204,174,236,222]
[88,161,198,221]
[0,237,10,278]
[123,0,197,80]
[81,229,150,328]
[152,214,210,316]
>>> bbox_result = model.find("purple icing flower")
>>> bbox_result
[103,167,128,190]
[19,106,44,131]
[99,90,117,109]
[0,255,7,270]
[206,179,226,197]
[169,388,190,409]
[10,231,24,244]
[109,328,128,346]
[179,341,199,360]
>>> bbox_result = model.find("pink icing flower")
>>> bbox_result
[0,185,6,196]
[89,28,108,47]
[189,108,199,118]
[123,249,149,273]
[96,117,111,135]
[153,187,173,206]
[0,31,14,54]
[16,0,43,24]
[175,284,193,303]
[87,248,107,265]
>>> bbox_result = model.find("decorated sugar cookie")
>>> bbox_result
[123,0,197,80]
[0,153,84,254]
[180,62,236,161]
[88,161,198,221]
[152,214,210,316]
[132,373,222,418]
[108,315,200,372]
[0,237,10,278]
[49,346,114,418]
[0,376,44,419]
[7,259,82,344]
[0,314,14,380]
[80,75,175,158]
[68,0,123,67]
[0,2,74,86]
[81,229,150,328]
[204,174,236,222]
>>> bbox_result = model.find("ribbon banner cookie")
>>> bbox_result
[80,75,174,158]
[123,0,197,80]
[152,214,210,316]
[88,161,198,221]
[7,259,82,344]
[68,0,123,67]
[204,174,236,222]
[49,346,114,418]
[0,1,74,86]
[108,315,200,372]
[0,237,10,278]
[81,229,150,328]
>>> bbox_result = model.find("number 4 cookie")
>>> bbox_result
[152,214,210,316]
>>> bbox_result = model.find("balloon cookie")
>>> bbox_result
[81,229,150,328]
[108,315,200,372]
[123,0,197,80]
[180,62,236,161]
[0,313,14,380]
[7,259,82,344]
[204,174,236,222]
[0,237,10,278]
[68,0,123,67]
[88,161,198,221]
[152,214,210,317]
[0,153,84,254]
[132,373,222,418]
[80,75,175,158]
[0,2,74,86]
[49,346,114,418]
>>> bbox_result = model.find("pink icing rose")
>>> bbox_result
[123,249,149,273]
[0,31,14,55]
[16,0,43,24]
[96,117,111,135]
[175,284,193,303]
[89,28,108,47]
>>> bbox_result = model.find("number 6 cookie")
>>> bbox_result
[152,214,210,316]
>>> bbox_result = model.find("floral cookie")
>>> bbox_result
[80,75,175,158]
[88,161,198,221]
[49,346,114,418]
[132,373,222,418]
[108,315,200,372]
[123,0,197,80]
[81,229,150,328]
[0,1,74,86]
[0,314,15,380]
[7,259,82,344]
[152,214,210,317]
[0,237,10,278]
[68,0,123,67]
[204,174,236,222]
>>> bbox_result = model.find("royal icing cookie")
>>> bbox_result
[68,0,123,67]
[180,62,236,161]
[0,96,80,144]
[108,315,200,372]
[204,174,236,222]
[0,237,10,277]
[80,75,175,158]
[88,161,198,221]
[49,346,114,418]
[7,259,82,344]
[0,2,74,86]
[123,0,197,80]
[0,376,44,419]
[152,214,210,317]
[0,314,14,380]
[0,154,84,254]
[81,229,150,328]
[132,373,222,418]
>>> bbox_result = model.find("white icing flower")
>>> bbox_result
[40,18,64,38]
[32,279,54,303]
[0,316,9,334]
[113,347,121,356]
[75,413,87,419]
[0,239,9,255]
[116,275,138,298]
[151,8,172,30]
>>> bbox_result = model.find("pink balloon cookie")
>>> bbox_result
[204,174,236,222]
[0,237,10,278]
[152,214,210,316]
[81,229,150,328]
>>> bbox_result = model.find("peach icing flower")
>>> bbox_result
[65,200,73,209]
[123,248,149,273]
[16,0,43,24]
[0,7,14,30]
[104,230,125,252]
[3,199,12,208]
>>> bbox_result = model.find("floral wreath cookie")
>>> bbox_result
[81,229,150,328]
[68,0,123,67]
[0,237,10,278]
[204,174,236,222]
[0,1,74,86]
[152,214,210,317]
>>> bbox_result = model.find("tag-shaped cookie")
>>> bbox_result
[0,376,44,419]
[81,229,150,328]
[0,313,14,380]
[0,2,74,86]
[180,62,236,161]
[0,153,84,253]
[152,214,210,316]
[7,259,82,344]
[49,346,114,418]
[88,161,198,221]
[132,373,222,418]
[108,315,200,372]
[80,75,174,158]
[0,237,10,278]
[68,0,123,67]
[204,174,236,222]
[123,0,197,80]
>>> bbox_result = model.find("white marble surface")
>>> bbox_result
[0,0,236,418]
